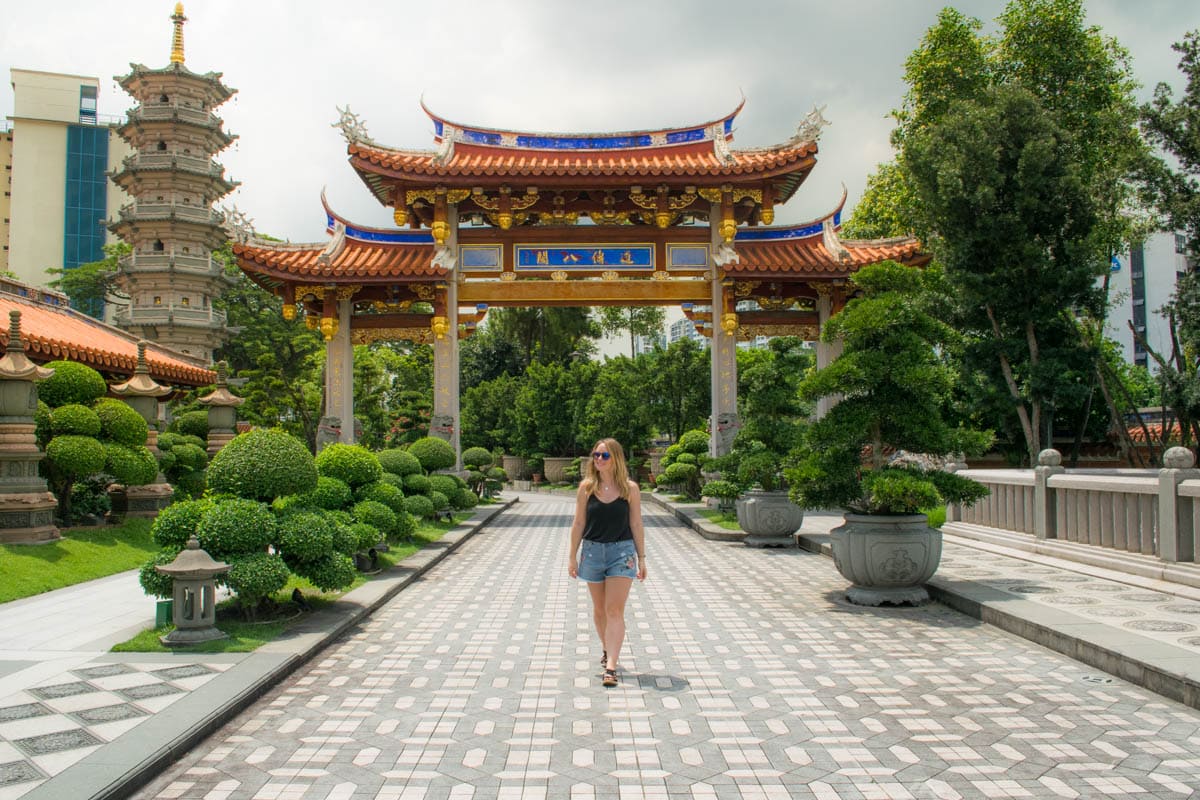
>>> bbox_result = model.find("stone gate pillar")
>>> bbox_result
[0,311,58,544]
[431,205,462,470]
[321,292,355,446]
[709,207,739,457]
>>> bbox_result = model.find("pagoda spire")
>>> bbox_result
[170,2,187,64]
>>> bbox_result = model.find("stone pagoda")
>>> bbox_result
[109,3,237,362]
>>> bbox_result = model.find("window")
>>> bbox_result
[153,240,164,252]
[153,296,162,305]
[157,141,167,151]
[181,297,190,307]
[79,85,97,124]
[1177,233,1187,254]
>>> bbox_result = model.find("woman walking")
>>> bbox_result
[567,437,647,687]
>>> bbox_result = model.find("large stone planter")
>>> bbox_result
[829,513,942,606]
[735,489,804,547]
[542,456,573,483]
[501,455,529,480]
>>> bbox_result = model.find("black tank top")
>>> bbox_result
[582,494,633,543]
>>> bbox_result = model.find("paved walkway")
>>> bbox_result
[103,493,1197,800]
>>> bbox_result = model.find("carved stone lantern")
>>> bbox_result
[156,536,229,645]
[0,310,59,544]
[197,360,244,457]
[109,341,174,519]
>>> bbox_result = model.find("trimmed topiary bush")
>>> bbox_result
[151,498,214,548]
[403,473,432,495]
[452,487,479,510]
[46,435,106,477]
[402,493,434,520]
[462,447,493,469]
[377,448,422,477]
[197,498,277,559]
[428,474,460,499]
[391,509,417,542]
[104,443,158,486]
[224,552,290,611]
[331,523,360,556]
[357,481,406,514]
[298,476,353,511]
[138,546,183,600]
[352,499,397,536]
[207,428,318,501]
[172,410,209,439]
[346,521,381,552]
[676,452,698,466]
[37,361,107,408]
[50,404,101,437]
[315,443,383,488]
[94,399,149,447]
[407,436,456,472]
[34,400,52,446]
[277,511,336,564]
[678,429,709,455]
[428,490,449,513]
[379,472,407,490]
[295,552,357,592]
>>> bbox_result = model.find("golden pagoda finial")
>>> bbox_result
[170,3,187,65]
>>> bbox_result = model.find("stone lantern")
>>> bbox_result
[0,310,59,544]
[109,341,174,519]
[197,361,244,457]
[156,536,229,645]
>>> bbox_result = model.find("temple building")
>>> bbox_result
[231,100,927,463]
[108,3,238,362]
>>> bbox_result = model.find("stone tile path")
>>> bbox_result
[129,495,1200,799]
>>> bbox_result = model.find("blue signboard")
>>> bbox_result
[516,245,654,270]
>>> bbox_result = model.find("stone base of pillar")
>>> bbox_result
[0,491,59,544]
[206,432,235,458]
[107,482,175,523]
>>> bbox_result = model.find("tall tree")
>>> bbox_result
[487,307,599,370]
[596,306,666,358]
[644,337,709,442]
[46,241,130,319]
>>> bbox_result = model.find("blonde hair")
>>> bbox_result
[581,437,632,501]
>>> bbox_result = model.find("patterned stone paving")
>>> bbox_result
[130,496,1200,799]
[0,660,230,797]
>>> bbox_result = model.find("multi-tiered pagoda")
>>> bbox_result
[109,3,237,362]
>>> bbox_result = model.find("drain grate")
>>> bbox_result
[1081,674,1114,684]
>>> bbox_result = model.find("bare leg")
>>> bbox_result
[601,577,634,671]
[587,582,607,658]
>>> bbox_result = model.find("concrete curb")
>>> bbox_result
[642,493,745,542]
[653,492,1200,713]
[23,497,519,800]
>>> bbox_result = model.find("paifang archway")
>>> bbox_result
[231,101,927,465]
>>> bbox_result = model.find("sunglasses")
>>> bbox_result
[592,451,612,460]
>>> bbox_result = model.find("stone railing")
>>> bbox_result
[118,252,221,276]
[117,202,224,226]
[948,448,1198,563]
[127,103,223,129]
[119,151,224,176]
[113,305,227,328]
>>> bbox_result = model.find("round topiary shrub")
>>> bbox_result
[175,470,206,500]
[377,448,422,477]
[315,443,383,488]
[407,437,456,473]
[94,399,149,446]
[224,551,290,606]
[379,472,407,490]
[391,509,417,542]
[357,481,406,514]
[151,498,214,548]
[170,443,208,473]
[325,508,353,526]
[486,466,508,482]
[346,521,381,552]
[676,452,698,466]
[172,410,209,439]
[197,498,277,559]
[277,511,336,564]
[428,474,460,499]
[294,552,357,592]
[34,400,52,446]
[38,361,107,408]
[46,435,107,477]
[428,490,449,513]
[462,447,493,469]
[331,523,360,556]
[50,403,101,437]
[352,499,397,536]
[452,487,479,510]
[678,429,709,454]
[402,493,434,520]
[104,443,158,486]
[138,546,183,600]
[207,428,318,501]
[298,476,353,511]
[403,473,432,495]
[663,462,698,484]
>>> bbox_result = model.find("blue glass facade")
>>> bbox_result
[63,125,109,271]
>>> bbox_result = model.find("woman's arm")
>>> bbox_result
[628,479,647,581]
[567,484,588,578]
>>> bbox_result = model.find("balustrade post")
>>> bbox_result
[1158,447,1198,563]
[1034,448,1064,540]
[944,453,967,522]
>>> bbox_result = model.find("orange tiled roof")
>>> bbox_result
[233,237,442,282]
[0,293,214,386]
[1127,420,1182,443]
[731,236,927,276]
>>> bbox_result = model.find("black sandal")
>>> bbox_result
[602,668,618,687]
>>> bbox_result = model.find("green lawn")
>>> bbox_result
[111,513,470,654]
[0,519,157,604]
[697,509,743,531]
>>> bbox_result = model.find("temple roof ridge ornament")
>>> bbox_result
[221,204,257,244]
[792,104,830,145]
[333,105,377,147]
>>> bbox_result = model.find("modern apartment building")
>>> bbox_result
[1109,231,1192,370]
[3,69,130,287]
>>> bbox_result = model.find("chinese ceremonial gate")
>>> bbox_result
[231,101,926,464]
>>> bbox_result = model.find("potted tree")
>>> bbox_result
[787,261,990,605]
[725,440,805,548]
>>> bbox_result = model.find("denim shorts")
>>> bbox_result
[577,539,638,583]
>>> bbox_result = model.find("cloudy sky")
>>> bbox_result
[3,0,1199,243]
